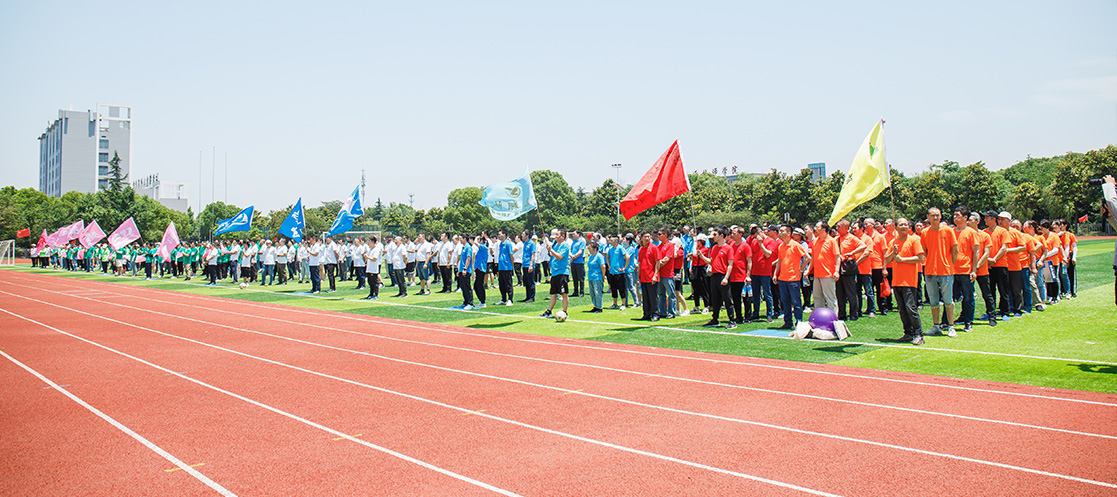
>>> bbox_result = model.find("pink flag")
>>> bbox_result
[47,229,65,248]
[34,230,47,255]
[108,217,141,250]
[156,222,180,260]
[64,220,85,240]
[79,220,107,249]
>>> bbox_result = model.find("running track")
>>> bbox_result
[1,270,1115,496]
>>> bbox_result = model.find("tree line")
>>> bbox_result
[2,146,1113,249]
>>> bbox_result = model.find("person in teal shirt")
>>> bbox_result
[569,231,586,298]
[453,235,475,310]
[473,234,489,308]
[586,241,607,312]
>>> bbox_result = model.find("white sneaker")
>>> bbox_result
[679,309,690,316]
[496,301,506,306]
[946,327,958,338]
[462,305,474,310]
[504,301,513,306]
[619,305,626,311]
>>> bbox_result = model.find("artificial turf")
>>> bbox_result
[6,239,1115,393]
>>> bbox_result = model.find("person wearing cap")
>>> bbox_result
[998,211,1027,317]
[983,210,1011,321]
[885,218,926,345]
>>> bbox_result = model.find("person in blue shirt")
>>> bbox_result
[541,229,571,318]
[681,225,695,287]
[607,235,630,309]
[497,230,515,306]
[586,241,607,312]
[569,231,586,298]
[520,230,537,303]
[473,234,489,308]
[624,234,641,305]
[453,234,474,309]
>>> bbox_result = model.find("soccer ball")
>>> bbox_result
[239,282,249,290]
[554,310,567,322]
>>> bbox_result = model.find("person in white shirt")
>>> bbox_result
[323,237,339,292]
[384,238,398,288]
[363,236,383,299]
[391,236,408,297]
[296,241,309,284]
[240,241,257,283]
[204,242,220,285]
[261,239,277,286]
[415,234,433,295]
[306,236,323,293]
[229,242,243,283]
[403,236,418,286]
[513,236,525,287]
[437,232,454,293]
[351,237,368,290]
[537,236,550,284]
[276,240,289,285]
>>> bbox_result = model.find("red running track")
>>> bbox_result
[1,270,1115,496]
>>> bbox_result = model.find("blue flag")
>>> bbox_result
[326,187,363,238]
[278,198,305,242]
[214,206,254,236]
[479,172,537,221]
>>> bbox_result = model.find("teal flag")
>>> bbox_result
[479,173,537,221]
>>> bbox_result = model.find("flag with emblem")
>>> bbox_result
[828,120,889,226]
[326,187,363,237]
[279,198,305,242]
[156,222,180,260]
[108,217,141,250]
[214,206,254,237]
[478,172,538,221]
[79,220,107,248]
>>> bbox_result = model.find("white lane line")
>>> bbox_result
[5,273,1117,407]
[46,284,1117,441]
[34,276,1117,409]
[5,290,1116,490]
[0,306,522,497]
[0,347,238,497]
[0,296,840,497]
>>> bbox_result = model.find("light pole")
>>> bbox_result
[611,163,622,234]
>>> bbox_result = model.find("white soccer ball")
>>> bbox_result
[239,282,249,290]
[554,310,567,322]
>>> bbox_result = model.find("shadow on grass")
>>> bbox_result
[810,343,870,355]
[1073,363,1117,374]
[468,321,522,329]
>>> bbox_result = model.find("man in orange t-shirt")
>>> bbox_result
[952,208,980,332]
[1020,220,1046,312]
[773,224,810,329]
[1061,224,1079,298]
[983,210,1011,318]
[853,221,877,317]
[810,221,840,314]
[999,213,1027,317]
[920,207,959,337]
[970,213,996,326]
[867,218,889,316]
[1038,220,1061,304]
[835,219,867,321]
[885,218,926,345]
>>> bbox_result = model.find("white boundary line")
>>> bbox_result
[0,347,238,497]
[20,274,1115,408]
[4,271,1116,407]
[40,283,1117,441]
[0,306,522,497]
[4,290,1116,490]
[0,298,841,497]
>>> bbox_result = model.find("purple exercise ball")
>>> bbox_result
[808,307,838,331]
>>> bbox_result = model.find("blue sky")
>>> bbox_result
[1,0,1114,214]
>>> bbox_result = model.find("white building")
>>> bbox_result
[38,104,132,197]
[133,174,189,212]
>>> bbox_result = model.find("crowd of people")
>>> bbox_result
[29,209,1085,345]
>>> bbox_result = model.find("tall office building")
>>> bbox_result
[38,104,132,197]
[808,162,826,182]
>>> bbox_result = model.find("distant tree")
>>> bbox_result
[108,151,127,192]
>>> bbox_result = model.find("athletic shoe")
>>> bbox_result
[540,310,552,318]
[504,301,513,306]
[650,316,659,322]
[1013,313,1023,318]
[911,335,924,345]
[496,301,506,306]
[989,317,997,327]
[1000,315,1011,322]
[867,312,877,318]
[619,305,626,310]
[476,303,486,309]
[946,328,958,338]
[679,309,690,317]
[590,308,602,313]
[607,305,620,310]
[926,325,942,336]
[702,320,720,327]
[899,334,914,342]
[725,322,736,330]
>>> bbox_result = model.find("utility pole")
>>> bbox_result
[611,163,623,233]
[361,169,367,207]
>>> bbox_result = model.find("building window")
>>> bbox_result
[99,152,109,163]
[98,165,109,176]
[99,139,108,150]
[98,179,108,190]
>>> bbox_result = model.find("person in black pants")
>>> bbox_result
[834,219,866,321]
[570,231,586,297]
[702,228,736,329]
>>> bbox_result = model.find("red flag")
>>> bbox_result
[16,228,30,238]
[619,140,691,220]
[35,230,47,252]
[1078,214,1088,223]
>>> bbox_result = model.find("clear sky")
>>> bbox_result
[1,1,1114,214]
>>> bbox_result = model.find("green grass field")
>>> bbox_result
[7,239,1115,393]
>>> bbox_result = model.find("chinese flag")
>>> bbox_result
[16,228,30,238]
[1078,214,1088,223]
[619,140,691,220]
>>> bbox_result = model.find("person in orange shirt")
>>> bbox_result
[809,221,840,314]
[772,224,810,329]
[852,221,877,317]
[983,210,1011,318]
[920,207,959,337]
[999,212,1027,317]
[970,213,996,327]
[880,218,897,314]
[835,219,867,321]
[866,218,888,316]
[952,207,980,333]
[1021,220,1047,312]
[1056,220,1079,298]
[885,218,926,345]
[1038,220,1061,304]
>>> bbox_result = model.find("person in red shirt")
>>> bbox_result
[835,219,867,321]
[689,234,710,313]
[885,218,926,345]
[772,224,810,329]
[702,227,737,329]
[636,232,659,322]
[730,226,755,324]
[656,229,677,319]
[747,225,774,321]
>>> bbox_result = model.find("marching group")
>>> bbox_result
[31,208,1082,345]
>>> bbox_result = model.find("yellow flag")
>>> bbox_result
[827,120,889,226]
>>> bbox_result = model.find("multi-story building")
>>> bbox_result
[38,104,132,197]
[132,174,189,212]
[808,162,827,182]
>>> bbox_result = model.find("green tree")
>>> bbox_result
[108,151,127,192]
[1010,182,1044,221]
[530,170,577,229]
[442,187,486,233]
[956,161,1002,214]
